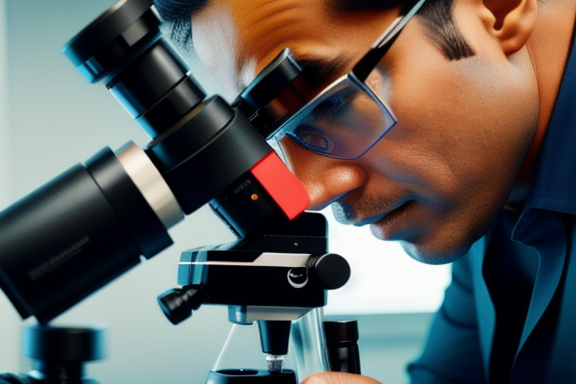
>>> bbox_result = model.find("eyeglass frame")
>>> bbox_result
[271,0,427,160]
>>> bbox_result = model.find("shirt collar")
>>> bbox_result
[523,34,576,215]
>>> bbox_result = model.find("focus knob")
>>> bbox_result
[313,253,350,290]
[157,285,208,325]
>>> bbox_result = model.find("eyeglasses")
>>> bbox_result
[271,0,426,160]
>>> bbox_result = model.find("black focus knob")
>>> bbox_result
[313,253,351,290]
[157,285,208,325]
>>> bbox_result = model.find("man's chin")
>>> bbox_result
[398,240,471,265]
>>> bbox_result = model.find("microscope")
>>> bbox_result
[158,211,352,383]
[0,0,359,382]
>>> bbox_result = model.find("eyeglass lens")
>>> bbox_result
[274,73,396,160]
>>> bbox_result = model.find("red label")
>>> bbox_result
[250,152,309,220]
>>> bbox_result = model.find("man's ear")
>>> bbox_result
[483,0,538,55]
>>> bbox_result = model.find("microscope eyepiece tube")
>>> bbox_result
[0,146,178,323]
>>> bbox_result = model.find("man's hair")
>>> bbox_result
[329,0,474,60]
[153,0,474,60]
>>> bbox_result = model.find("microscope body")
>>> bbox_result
[0,0,358,382]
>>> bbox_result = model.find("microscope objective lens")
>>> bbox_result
[266,354,286,373]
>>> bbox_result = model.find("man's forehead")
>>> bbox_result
[194,1,336,59]
[192,0,398,95]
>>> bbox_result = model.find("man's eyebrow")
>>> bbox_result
[296,55,353,88]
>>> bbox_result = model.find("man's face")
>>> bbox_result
[192,0,539,264]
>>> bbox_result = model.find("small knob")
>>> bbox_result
[157,285,208,325]
[313,254,350,290]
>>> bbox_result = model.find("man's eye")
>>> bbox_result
[291,125,334,152]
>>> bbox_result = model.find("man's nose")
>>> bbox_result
[280,139,366,210]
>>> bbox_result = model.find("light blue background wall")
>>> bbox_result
[0,1,444,383]
[0,0,19,375]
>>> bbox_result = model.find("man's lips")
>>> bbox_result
[352,198,412,227]
[368,200,416,240]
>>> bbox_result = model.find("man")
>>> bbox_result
[154,0,576,383]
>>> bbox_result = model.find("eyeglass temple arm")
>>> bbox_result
[351,0,426,83]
